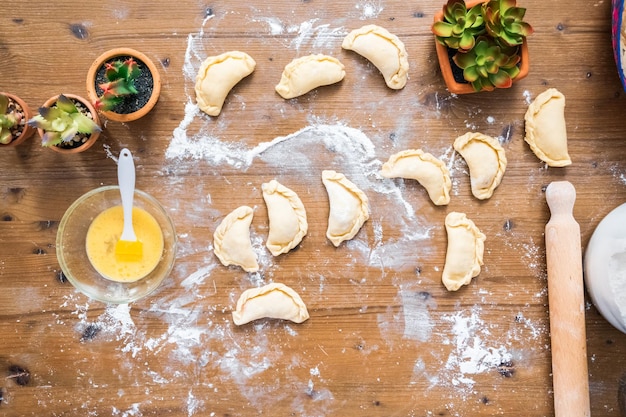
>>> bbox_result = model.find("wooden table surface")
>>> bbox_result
[1,0,626,416]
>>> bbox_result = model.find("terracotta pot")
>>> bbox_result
[0,92,35,148]
[37,94,102,154]
[433,0,530,94]
[86,47,162,122]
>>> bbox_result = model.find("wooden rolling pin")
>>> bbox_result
[545,181,590,417]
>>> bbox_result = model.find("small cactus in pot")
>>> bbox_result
[86,47,162,122]
[28,94,102,153]
[0,95,22,144]
[0,93,35,147]
[94,57,142,111]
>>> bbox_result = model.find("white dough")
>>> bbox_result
[213,206,259,272]
[442,212,486,291]
[232,283,310,325]
[584,202,626,334]
[275,54,346,99]
[380,149,451,206]
[524,88,571,167]
[321,170,370,246]
[262,180,308,256]
[453,132,507,200]
[342,24,409,89]
[195,51,256,116]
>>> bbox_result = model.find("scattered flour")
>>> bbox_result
[112,403,142,417]
[609,162,626,185]
[53,5,552,416]
[407,306,514,395]
[252,15,285,36]
[111,8,129,21]
[500,231,546,280]
[186,390,203,417]
[249,14,346,51]
[168,115,377,171]
[443,307,512,381]
[400,287,436,342]
[355,0,384,19]
[523,89,533,105]
[287,20,346,51]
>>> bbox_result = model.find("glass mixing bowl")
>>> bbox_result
[57,186,177,303]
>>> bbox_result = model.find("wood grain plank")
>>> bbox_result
[1,0,626,415]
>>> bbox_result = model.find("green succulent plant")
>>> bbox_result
[0,94,22,145]
[432,0,533,91]
[483,0,534,47]
[452,37,521,92]
[95,57,141,111]
[432,0,485,52]
[28,94,101,147]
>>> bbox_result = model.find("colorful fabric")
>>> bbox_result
[612,0,626,90]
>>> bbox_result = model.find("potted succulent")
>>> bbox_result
[432,0,533,94]
[85,48,162,122]
[28,94,102,154]
[0,92,35,147]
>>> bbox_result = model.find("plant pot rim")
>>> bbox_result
[38,94,102,154]
[86,47,162,123]
[433,0,530,95]
[0,92,36,148]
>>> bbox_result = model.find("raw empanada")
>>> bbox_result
[321,170,370,246]
[213,206,259,272]
[232,283,310,325]
[275,54,346,99]
[453,132,507,200]
[380,149,451,206]
[195,51,256,116]
[341,24,409,89]
[524,88,571,167]
[442,212,486,292]
[262,180,308,256]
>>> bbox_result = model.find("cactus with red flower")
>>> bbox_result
[94,58,141,111]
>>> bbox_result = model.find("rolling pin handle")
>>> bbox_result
[546,180,576,217]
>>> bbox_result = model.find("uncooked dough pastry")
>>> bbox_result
[262,180,308,256]
[213,206,259,272]
[380,149,451,206]
[232,283,310,325]
[442,212,486,292]
[195,51,256,116]
[341,24,409,89]
[275,54,346,99]
[524,88,571,167]
[321,170,370,246]
[584,202,626,334]
[453,132,507,200]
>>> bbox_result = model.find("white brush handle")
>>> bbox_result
[545,181,590,417]
[118,148,137,241]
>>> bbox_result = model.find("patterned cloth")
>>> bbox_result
[612,0,626,90]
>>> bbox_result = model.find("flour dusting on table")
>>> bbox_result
[53,5,550,416]
[355,0,384,19]
[443,307,512,385]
